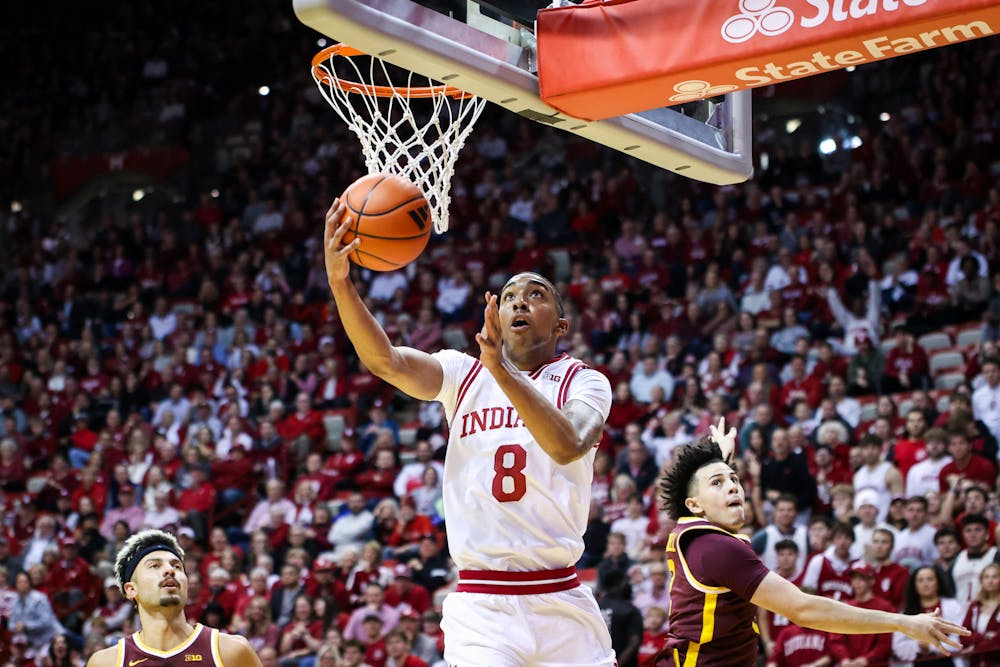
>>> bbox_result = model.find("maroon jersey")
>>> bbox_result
[659,518,770,666]
[769,624,831,667]
[117,624,223,667]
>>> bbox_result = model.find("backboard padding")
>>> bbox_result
[293,0,753,184]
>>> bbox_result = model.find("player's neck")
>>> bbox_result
[136,610,196,650]
[503,344,559,372]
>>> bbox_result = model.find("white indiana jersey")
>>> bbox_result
[432,350,612,571]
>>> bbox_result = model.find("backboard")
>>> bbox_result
[293,0,753,185]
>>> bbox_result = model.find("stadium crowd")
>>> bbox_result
[1,2,1000,666]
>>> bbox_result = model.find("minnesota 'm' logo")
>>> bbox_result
[184,655,203,662]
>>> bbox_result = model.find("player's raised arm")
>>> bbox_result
[750,571,968,653]
[325,200,443,401]
[475,288,603,464]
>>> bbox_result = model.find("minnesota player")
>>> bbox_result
[657,431,968,666]
[86,529,261,667]
[325,202,616,666]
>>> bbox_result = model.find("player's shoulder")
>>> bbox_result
[85,643,120,667]
[217,631,262,666]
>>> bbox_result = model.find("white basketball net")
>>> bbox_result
[312,47,487,234]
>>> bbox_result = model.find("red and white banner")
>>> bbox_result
[537,0,999,120]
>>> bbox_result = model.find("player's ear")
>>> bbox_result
[555,317,569,336]
[123,581,136,601]
[684,496,704,516]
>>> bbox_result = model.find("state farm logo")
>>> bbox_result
[722,0,796,43]
[669,80,740,103]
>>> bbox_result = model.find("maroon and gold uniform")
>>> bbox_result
[658,518,770,666]
[115,624,224,667]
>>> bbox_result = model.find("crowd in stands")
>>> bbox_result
[1,2,999,666]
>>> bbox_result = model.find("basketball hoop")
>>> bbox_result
[311,44,487,234]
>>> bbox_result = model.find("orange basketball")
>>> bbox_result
[339,173,431,271]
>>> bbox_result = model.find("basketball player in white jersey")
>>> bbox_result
[86,529,261,667]
[325,202,616,666]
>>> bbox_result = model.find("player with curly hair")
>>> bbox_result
[656,419,968,666]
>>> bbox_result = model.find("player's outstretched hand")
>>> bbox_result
[901,609,969,654]
[324,199,361,284]
[476,291,502,371]
[709,417,737,464]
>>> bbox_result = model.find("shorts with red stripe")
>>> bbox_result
[441,568,616,667]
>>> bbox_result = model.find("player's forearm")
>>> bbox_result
[790,596,913,636]
[489,361,587,464]
[329,277,395,374]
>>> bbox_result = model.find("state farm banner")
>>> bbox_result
[536,0,999,121]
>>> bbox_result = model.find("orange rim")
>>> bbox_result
[311,44,475,100]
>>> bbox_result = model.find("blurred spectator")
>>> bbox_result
[9,570,67,656]
[827,563,894,666]
[629,356,674,405]
[952,514,997,606]
[344,582,400,643]
[892,497,938,572]
[892,565,965,666]
[408,535,450,594]
[972,357,1000,443]
[244,480,297,535]
[959,563,1000,667]
[329,492,375,560]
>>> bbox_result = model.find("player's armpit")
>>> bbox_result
[218,632,264,667]
[378,346,444,401]
[562,398,606,459]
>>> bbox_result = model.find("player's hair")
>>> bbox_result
[113,529,185,595]
[659,435,725,521]
[502,272,565,317]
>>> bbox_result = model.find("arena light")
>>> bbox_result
[880,112,891,122]
[10,201,22,213]
[759,152,769,171]
[317,38,327,47]
[845,66,856,73]
[818,138,837,155]
[258,85,271,96]
[210,189,220,198]
[132,189,145,202]
[784,118,801,134]
[843,135,863,150]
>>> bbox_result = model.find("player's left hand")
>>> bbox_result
[709,417,737,464]
[902,609,969,653]
[476,291,503,372]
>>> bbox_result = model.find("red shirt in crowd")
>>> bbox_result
[828,596,895,665]
[939,454,997,493]
[769,624,832,667]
